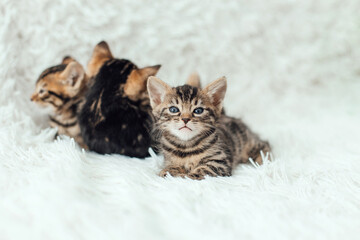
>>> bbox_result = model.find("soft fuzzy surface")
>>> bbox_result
[1,1,360,239]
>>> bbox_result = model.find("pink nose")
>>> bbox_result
[182,118,190,124]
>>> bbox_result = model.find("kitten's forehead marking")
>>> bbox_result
[174,85,199,103]
[171,97,180,105]
[193,98,202,106]
[37,64,67,83]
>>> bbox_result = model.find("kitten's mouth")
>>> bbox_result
[179,126,192,131]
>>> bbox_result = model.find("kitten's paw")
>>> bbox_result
[159,167,186,178]
[248,142,272,165]
[186,173,205,180]
[159,169,169,178]
[253,156,263,165]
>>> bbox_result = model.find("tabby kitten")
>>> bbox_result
[31,57,89,148]
[147,76,271,180]
[78,41,161,158]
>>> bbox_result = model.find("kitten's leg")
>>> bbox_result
[232,119,271,165]
[245,140,271,165]
[159,165,187,178]
[187,159,232,180]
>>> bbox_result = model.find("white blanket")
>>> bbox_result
[1,0,359,239]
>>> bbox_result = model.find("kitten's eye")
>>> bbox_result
[39,89,45,94]
[169,106,179,113]
[193,107,204,114]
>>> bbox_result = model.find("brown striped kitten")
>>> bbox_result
[31,57,89,148]
[147,76,271,180]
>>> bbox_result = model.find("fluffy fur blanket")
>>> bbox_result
[1,0,359,239]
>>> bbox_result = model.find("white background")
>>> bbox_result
[0,0,360,239]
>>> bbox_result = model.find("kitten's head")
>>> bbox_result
[87,41,161,101]
[147,76,227,141]
[31,57,87,109]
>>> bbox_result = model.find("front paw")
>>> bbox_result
[159,169,171,177]
[159,167,186,178]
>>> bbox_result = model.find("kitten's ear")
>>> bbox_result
[61,56,76,65]
[60,61,85,89]
[124,65,161,101]
[87,41,113,77]
[147,76,171,108]
[186,72,201,88]
[202,76,227,111]
[137,65,161,80]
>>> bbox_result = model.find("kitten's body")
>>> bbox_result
[48,88,87,147]
[79,42,161,157]
[148,77,271,180]
[31,41,160,156]
[31,57,89,148]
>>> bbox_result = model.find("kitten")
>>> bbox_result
[147,76,271,180]
[31,57,89,148]
[78,41,161,158]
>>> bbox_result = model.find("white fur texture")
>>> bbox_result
[169,120,199,141]
[1,1,360,240]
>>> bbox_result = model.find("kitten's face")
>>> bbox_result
[160,85,216,140]
[31,58,86,110]
[148,77,227,141]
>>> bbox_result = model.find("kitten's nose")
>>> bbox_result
[182,118,190,124]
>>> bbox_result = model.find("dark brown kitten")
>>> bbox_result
[147,76,271,180]
[31,57,89,148]
[78,41,161,157]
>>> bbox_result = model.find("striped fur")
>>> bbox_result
[31,57,89,148]
[148,76,271,180]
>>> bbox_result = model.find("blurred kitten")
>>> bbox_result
[78,41,161,157]
[31,57,89,148]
